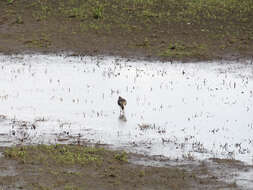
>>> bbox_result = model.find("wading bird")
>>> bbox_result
[118,96,127,115]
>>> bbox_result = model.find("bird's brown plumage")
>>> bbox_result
[118,96,127,111]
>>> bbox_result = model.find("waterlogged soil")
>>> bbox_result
[0,145,251,190]
[0,54,253,163]
[1,1,253,188]
[0,54,253,189]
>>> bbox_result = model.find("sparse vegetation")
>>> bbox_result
[0,144,201,189]
[114,151,128,162]
[0,144,241,189]
[24,33,52,48]
[92,4,104,19]
[4,144,103,165]
[15,15,23,24]
[7,0,14,4]
[161,42,208,59]
[0,0,252,189]
[0,0,252,61]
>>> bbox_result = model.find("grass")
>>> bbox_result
[4,144,104,165]
[0,144,243,189]
[161,42,208,59]
[8,0,253,34]
[15,15,23,24]
[4,144,130,166]
[24,33,51,48]
[2,144,186,189]
[7,0,14,4]
[92,4,104,19]
[1,0,253,60]
[114,151,128,162]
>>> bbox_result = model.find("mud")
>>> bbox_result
[1,0,253,61]
[0,145,251,190]
[1,1,253,188]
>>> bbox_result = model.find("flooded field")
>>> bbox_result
[0,54,253,164]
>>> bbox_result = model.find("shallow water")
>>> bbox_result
[0,54,253,164]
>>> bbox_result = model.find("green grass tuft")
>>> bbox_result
[114,151,128,162]
[4,144,105,165]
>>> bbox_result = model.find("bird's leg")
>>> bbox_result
[120,108,125,116]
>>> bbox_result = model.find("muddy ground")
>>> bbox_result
[0,145,250,190]
[0,0,253,189]
[0,0,253,61]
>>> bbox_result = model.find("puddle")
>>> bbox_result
[235,168,253,188]
[0,54,253,165]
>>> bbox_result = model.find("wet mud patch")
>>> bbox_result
[0,144,248,190]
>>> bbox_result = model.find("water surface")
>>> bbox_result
[0,54,252,164]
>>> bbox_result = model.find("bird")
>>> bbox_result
[118,96,127,115]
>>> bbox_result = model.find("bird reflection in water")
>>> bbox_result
[118,96,127,122]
